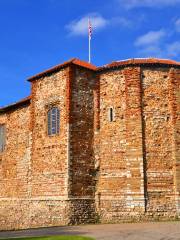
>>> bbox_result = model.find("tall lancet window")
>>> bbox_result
[47,107,60,136]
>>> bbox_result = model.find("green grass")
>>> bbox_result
[0,236,95,240]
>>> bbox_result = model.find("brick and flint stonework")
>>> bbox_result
[0,58,179,230]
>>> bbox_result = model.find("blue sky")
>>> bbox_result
[0,0,180,106]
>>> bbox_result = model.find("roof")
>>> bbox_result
[28,58,97,82]
[98,58,180,71]
[28,57,180,81]
[0,96,31,114]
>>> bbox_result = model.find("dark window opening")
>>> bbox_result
[47,107,60,136]
[109,108,114,122]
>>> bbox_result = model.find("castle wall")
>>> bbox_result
[30,69,68,197]
[169,68,180,213]
[95,69,127,221]
[0,67,72,230]
[29,68,70,228]
[68,66,96,224]
[95,68,145,222]
[95,66,180,222]
[0,62,179,230]
[141,67,178,219]
[0,105,31,229]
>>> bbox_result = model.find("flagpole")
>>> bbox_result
[89,31,91,63]
[88,18,91,63]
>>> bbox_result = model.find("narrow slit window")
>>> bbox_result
[0,125,6,152]
[47,107,60,136]
[109,108,114,122]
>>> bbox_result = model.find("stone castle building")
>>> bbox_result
[0,58,179,230]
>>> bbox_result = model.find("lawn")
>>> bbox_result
[0,237,95,240]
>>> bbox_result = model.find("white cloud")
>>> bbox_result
[135,30,166,46]
[175,18,180,32]
[118,0,180,9]
[167,41,180,57]
[65,13,109,36]
[65,13,132,37]
[138,41,180,58]
[135,29,180,59]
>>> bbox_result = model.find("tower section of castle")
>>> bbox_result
[95,59,180,222]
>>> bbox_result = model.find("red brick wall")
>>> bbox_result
[124,67,145,212]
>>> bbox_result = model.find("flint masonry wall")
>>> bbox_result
[95,66,180,222]
[0,105,31,229]
[95,67,146,222]
[141,67,178,219]
[169,68,180,213]
[29,67,70,228]
[68,66,96,224]
[0,67,71,230]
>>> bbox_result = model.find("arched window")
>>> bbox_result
[47,107,60,135]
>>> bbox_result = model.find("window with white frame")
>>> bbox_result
[47,107,60,136]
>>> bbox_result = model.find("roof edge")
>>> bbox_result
[27,58,180,80]
[0,96,31,114]
[98,58,180,71]
[28,58,97,82]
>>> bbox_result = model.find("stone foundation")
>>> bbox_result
[68,199,96,225]
[0,199,69,230]
[0,198,96,230]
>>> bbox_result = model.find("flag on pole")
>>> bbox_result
[88,18,92,63]
[88,18,92,40]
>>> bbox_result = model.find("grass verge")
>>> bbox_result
[0,236,95,240]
